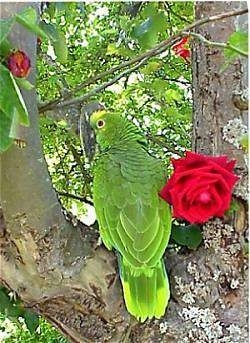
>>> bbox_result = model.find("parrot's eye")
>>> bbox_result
[97,119,105,129]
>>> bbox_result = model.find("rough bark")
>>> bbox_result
[0,2,248,343]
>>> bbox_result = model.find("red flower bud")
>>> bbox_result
[37,37,42,45]
[172,37,191,63]
[172,37,189,51]
[7,50,31,78]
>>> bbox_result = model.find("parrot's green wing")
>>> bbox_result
[93,148,171,265]
[93,146,171,321]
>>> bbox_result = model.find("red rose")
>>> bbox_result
[159,151,239,224]
[7,50,31,78]
[172,36,191,63]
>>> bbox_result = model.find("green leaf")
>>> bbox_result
[151,79,169,96]
[138,31,158,49]
[225,199,240,216]
[9,109,20,139]
[0,17,15,44]
[55,2,68,14]
[133,17,153,38]
[227,31,248,55]
[23,309,39,333]
[165,89,182,102]
[132,17,157,49]
[39,22,57,42]
[52,31,68,63]
[0,110,14,152]
[57,119,68,128]
[0,287,25,320]
[165,107,178,118]
[224,31,248,66]
[0,288,23,317]
[0,63,29,126]
[142,61,161,75]
[0,287,12,312]
[6,303,24,318]
[118,47,134,58]
[0,38,13,59]
[0,108,24,153]
[171,224,203,250]
[141,2,158,18]
[106,43,134,58]
[15,77,34,90]
[46,2,68,20]
[40,22,68,63]
[220,31,248,73]
[10,73,30,126]
[151,12,168,34]
[106,43,118,55]
[47,3,56,20]
[15,7,48,39]
[240,133,248,152]
[243,240,249,256]
[132,12,167,49]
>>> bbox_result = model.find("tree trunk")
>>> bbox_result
[0,3,129,342]
[0,2,248,343]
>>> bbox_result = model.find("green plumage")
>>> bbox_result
[90,111,172,321]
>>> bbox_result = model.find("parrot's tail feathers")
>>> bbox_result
[120,259,170,322]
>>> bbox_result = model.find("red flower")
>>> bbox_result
[159,151,239,224]
[172,37,191,63]
[7,50,31,78]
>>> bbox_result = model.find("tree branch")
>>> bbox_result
[51,58,148,109]
[38,7,247,113]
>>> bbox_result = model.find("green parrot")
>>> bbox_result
[90,110,172,322]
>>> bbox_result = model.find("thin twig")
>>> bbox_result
[146,133,183,156]
[57,190,93,205]
[41,53,69,95]
[38,7,248,113]
[164,2,192,24]
[164,77,191,85]
[184,31,248,57]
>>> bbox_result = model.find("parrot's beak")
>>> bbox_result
[79,102,104,162]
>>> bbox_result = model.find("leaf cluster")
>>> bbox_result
[0,286,39,334]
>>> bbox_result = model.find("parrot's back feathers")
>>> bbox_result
[91,112,172,321]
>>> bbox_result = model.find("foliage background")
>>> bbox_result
[0,2,203,341]
[39,1,193,222]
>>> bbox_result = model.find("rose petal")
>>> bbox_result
[160,151,239,224]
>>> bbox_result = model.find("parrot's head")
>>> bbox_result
[90,110,136,150]
[90,110,123,149]
[90,110,146,152]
